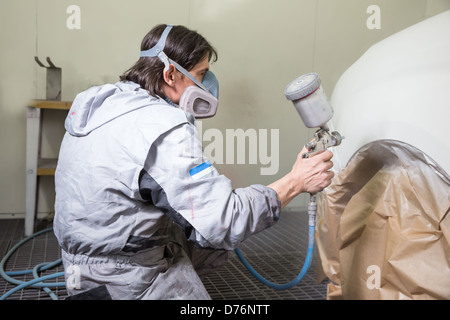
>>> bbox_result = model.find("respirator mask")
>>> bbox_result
[140,25,219,118]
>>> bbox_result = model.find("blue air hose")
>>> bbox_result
[0,227,65,300]
[235,194,317,290]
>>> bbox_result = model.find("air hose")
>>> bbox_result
[0,227,65,300]
[235,194,317,290]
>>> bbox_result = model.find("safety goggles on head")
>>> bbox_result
[140,25,219,118]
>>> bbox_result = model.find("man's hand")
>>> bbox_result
[293,146,334,194]
[267,146,334,208]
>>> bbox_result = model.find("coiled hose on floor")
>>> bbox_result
[235,194,317,290]
[0,227,65,300]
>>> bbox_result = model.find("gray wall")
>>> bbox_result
[1,0,449,218]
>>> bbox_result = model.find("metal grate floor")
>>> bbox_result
[201,209,328,300]
[0,218,67,300]
[0,210,327,300]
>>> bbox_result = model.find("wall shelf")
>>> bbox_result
[37,158,59,176]
[25,100,71,236]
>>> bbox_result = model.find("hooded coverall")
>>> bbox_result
[54,81,281,299]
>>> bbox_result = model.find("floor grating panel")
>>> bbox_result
[0,210,328,300]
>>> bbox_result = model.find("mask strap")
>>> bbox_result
[140,25,174,58]
[139,24,211,94]
[167,56,209,92]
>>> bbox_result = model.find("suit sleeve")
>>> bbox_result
[139,122,281,250]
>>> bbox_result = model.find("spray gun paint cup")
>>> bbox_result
[285,73,334,129]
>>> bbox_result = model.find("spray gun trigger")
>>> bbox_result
[305,140,316,150]
[302,139,317,158]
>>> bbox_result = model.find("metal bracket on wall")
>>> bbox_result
[35,56,61,101]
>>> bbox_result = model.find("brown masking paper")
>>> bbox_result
[316,140,450,300]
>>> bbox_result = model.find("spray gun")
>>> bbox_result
[285,72,343,238]
[235,72,343,290]
[285,72,343,158]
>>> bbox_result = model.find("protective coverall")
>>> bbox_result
[54,81,281,299]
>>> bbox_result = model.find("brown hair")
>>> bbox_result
[120,24,218,99]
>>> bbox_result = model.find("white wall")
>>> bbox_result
[1,0,449,218]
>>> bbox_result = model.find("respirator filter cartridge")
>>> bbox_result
[284,73,334,128]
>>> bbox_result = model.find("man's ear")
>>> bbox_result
[163,64,177,87]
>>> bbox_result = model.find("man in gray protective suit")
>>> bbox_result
[54,24,334,300]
